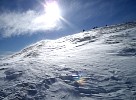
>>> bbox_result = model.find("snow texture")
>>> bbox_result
[0,22,136,100]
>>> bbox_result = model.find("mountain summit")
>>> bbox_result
[0,22,136,100]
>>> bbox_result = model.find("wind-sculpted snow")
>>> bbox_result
[0,22,136,100]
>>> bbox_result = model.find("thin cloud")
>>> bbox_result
[0,10,62,38]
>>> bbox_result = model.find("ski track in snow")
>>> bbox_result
[0,22,136,100]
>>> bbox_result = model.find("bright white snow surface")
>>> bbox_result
[0,22,136,100]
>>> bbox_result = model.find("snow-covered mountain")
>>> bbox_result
[0,22,136,100]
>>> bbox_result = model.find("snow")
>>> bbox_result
[0,22,136,100]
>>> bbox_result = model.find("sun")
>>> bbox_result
[33,1,62,29]
[44,1,61,21]
[32,0,74,31]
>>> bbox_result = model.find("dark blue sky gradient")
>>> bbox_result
[0,0,136,56]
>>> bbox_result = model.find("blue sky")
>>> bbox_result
[0,0,136,57]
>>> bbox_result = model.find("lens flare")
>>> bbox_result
[72,71,87,85]
[76,77,87,85]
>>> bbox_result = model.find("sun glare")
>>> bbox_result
[33,1,61,29]
[45,1,61,20]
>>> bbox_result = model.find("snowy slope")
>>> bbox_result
[0,22,136,100]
